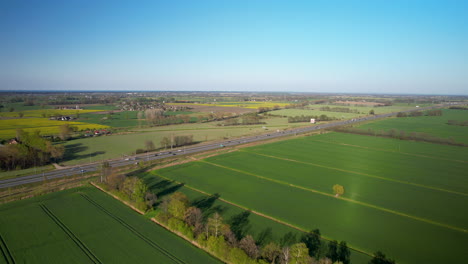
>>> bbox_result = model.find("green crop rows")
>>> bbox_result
[0,187,221,264]
[155,132,468,264]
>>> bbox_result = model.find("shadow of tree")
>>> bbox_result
[228,210,252,240]
[256,227,274,247]
[63,143,106,162]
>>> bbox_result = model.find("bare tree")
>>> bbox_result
[145,140,155,151]
[239,235,259,259]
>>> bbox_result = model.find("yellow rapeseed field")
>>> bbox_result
[0,109,100,118]
[0,118,109,139]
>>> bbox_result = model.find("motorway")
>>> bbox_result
[0,104,454,189]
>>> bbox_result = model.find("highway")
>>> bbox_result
[0,104,455,189]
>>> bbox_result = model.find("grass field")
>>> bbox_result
[0,118,110,140]
[154,132,468,264]
[60,116,305,165]
[358,109,468,143]
[77,111,140,128]
[0,186,221,264]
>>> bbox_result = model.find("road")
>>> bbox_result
[0,104,457,189]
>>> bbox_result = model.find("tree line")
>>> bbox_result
[396,109,442,117]
[288,115,337,123]
[318,107,359,114]
[155,192,355,264]
[331,127,466,147]
[0,129,65,170]
[447,120,468,126]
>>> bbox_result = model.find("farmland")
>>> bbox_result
[269,103,428,120]
[0,118,110,139]
[358,108,468,143]
[154,132,468,264]
[0,186,221,264]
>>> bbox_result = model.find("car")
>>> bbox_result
[172,153,176,155]
[80,169,86,173]
[178,149,182,152]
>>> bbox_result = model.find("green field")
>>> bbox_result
[154,133,468,264]
[0,186,221,264]
[60,116,305,165]
[77,111,140,128]
[358,109,468,143]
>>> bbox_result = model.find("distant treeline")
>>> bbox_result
[449,106,468,110]
[288,115,337,123]
[318,106,360,113]
[396,109,442,117]
[447,120,468,126]
[332,127,466,147]
[222,114,266,126]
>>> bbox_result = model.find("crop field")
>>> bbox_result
[358,109,468,143]
[154,132,468,264]
[0,186,221,264]
[139,172,372,264]
[0,109,100,118]
[77,111,140,128]
[0,118,110,140]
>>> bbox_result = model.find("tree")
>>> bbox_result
[261,242,281,264]
[101,161,112,182]
[368,251,395,264]
[59,124,72,140]
[326,240,339,262]
[301,229,321,258]
[239,235,259,259]
[160,137,171,149]
[18,112,24,118]
[289,243,312,264]
[145,192,157,209]
[122,177,147,203]
[338,241,350,264]
[207,212,223,237]
[168,192,189,220]
[369,109,375,115]
[332,184,345,197]
[106,172,125,190]
[145,140,155,151]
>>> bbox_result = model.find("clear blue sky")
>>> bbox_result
[1,0,467,94]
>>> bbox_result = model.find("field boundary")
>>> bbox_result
[201,160,468,234]
[0,234,15,264]
[39,204,102,264]
[244,150,468,197]
[79,193,186,264]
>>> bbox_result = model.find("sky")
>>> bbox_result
[0,0,467,95]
